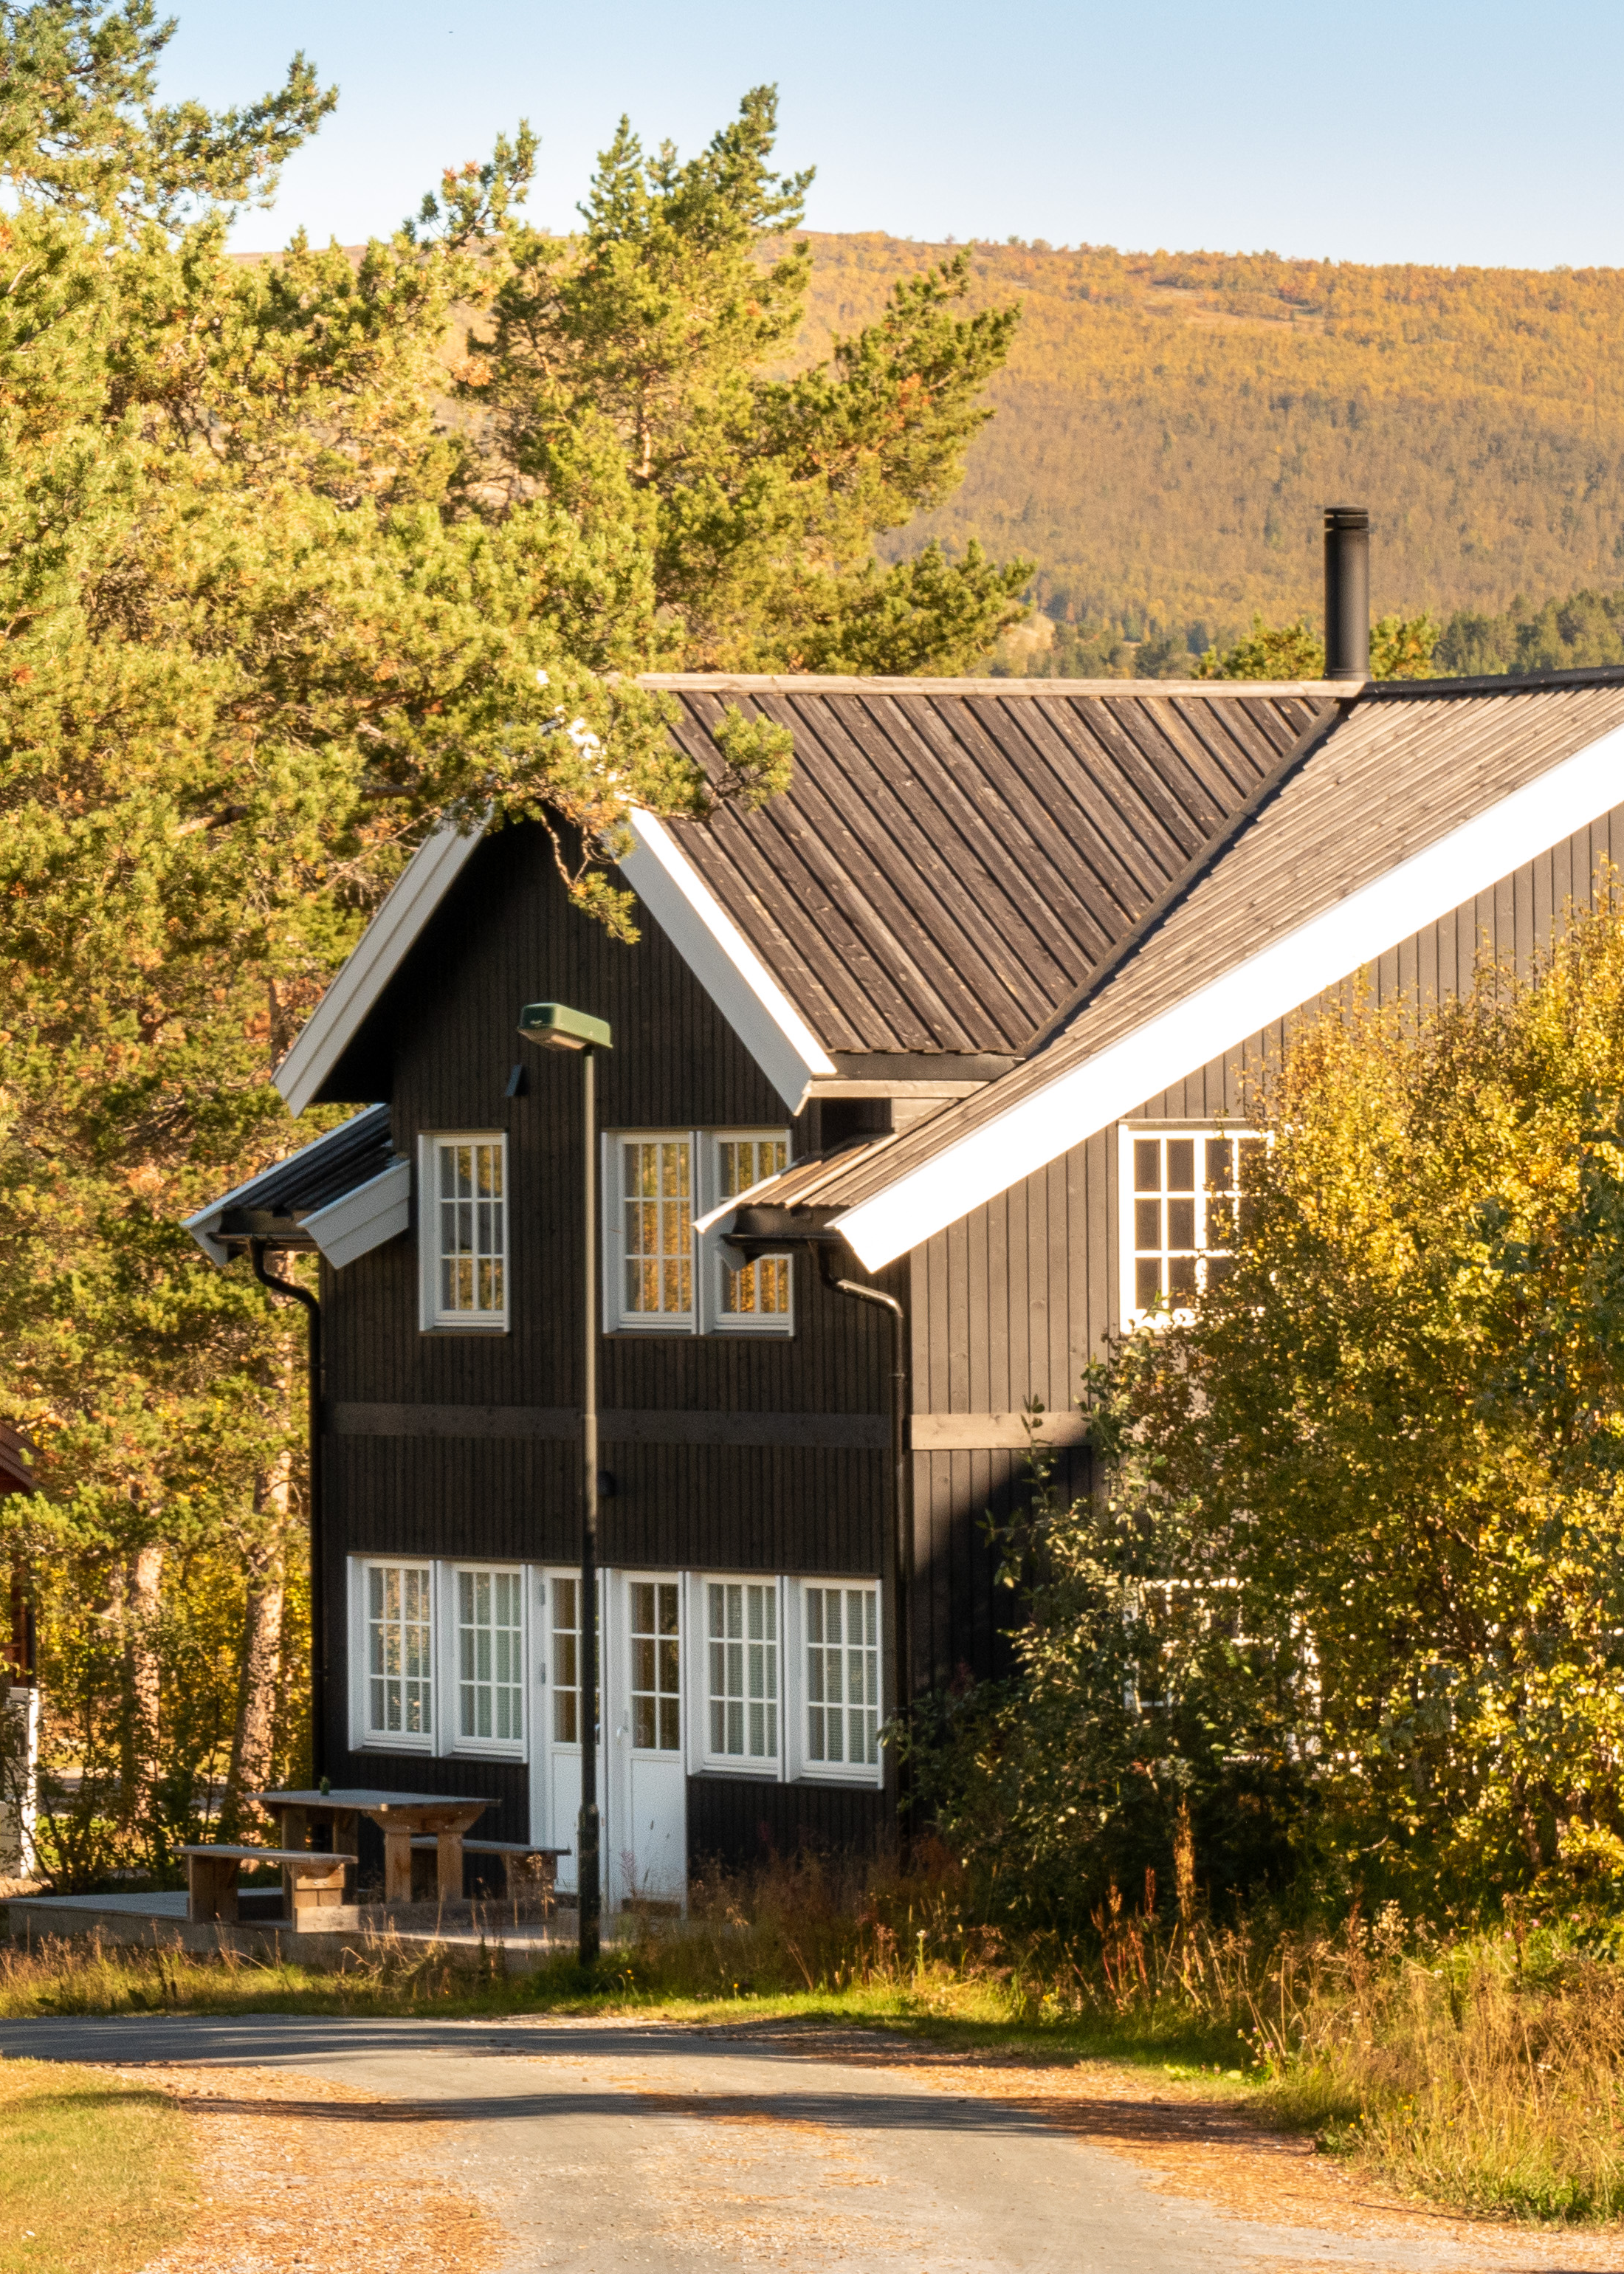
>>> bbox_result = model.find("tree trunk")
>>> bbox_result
[122,1542,164,1832]
[221,1452,291,1840]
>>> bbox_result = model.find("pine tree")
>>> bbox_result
[458,86,1031,675]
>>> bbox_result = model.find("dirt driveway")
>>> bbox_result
[2,2012,1618,2274]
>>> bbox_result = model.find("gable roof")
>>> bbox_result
[272,676,1343,1116]
[704,673,1624,1268]
[645,676,1338,1057]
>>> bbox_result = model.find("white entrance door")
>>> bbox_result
[605,1573,688,1907]
[530,1568,602,1896]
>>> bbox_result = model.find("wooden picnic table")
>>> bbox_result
[253,1787,492,1906]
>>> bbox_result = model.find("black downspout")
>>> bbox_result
[816,1248,913,1838]
[250,1238,326,1783]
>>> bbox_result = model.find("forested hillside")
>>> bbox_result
[793,235,1624,648]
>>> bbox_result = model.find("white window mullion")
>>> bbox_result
[1119,1127,1266,1330]
[607,1130,695,1331]
[359,1557,435,1751]
[801,1581,883,1782]
[421,1133,509,1330]
[450,1564,526,1757]
[700,1130,793,1335]
[701,1576,782,1773]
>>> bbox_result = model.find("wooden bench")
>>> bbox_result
[408,1837,569,1903]
[182,1845,357,1928]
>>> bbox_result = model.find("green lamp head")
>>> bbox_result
[517,1001,613,1053]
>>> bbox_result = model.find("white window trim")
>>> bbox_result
[443,1561,529,1761]
[350,1556,436,1755]
[1117,1123,1263,1332]
[345,1557,890,1787]
[785,1579,886,1787]
[540,1565,602,1756]
[418,1132,510,1334]
[604,1128,794,1338]
[603,1129,698,1334]
[688,1573,786,1779]
[621,1571,687,1761]
[698,1130,795,1336]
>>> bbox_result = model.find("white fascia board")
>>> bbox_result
[183,1155,289,1267]
[839,721,1624,1270]
[303,1157,411,1270]
[182,1206,233,1268]
[275,817,487,1117]
[619,809,836,1113]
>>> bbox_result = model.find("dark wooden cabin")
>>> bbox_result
[187,666,1624,1900]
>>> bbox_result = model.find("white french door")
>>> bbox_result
[605,1571,688,1906]
[530,1567,602,1896]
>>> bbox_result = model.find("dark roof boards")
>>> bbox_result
[647,676,1338,1057]
[715,674,1624,1265]
[275,676,1345,1118]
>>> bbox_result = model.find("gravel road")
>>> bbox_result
[0,2013,1606,2273]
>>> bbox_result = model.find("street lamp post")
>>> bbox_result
[519,1000,613,1967]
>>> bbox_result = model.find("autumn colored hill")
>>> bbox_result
[794,233,1624,647]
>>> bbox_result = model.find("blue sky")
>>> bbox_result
[164,1,1624,270]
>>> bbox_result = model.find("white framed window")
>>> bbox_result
[605,1128,793,1336]
[548,1573,582,1745]
[801,1583,882,1779]
[608,1132,695,1330]
[359,1560,434,1749]
[701,1578,780,1770]
[451,1565,525,1753]
[701,1131,793,1334]
[629,1579,682,1752]
[420,1133,508,1330]
[1119,1127,1265,1328]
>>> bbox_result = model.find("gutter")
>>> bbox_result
[250,1240,326,1784]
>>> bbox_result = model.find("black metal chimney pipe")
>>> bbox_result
[1324,505,1369,680]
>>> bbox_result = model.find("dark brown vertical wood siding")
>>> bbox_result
[320,822,892,1815]
[906,811,1624,1701]
[687,1773,891,1873]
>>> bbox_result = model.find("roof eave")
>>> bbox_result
[617,808,837,1112]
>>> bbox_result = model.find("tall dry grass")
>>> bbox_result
[6,1850,1624,2222]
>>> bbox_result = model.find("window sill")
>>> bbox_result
[357,1736,435,1755]
[450,1743,527,1763]
[419,1322,509,1337]
[696,1759,783,1779]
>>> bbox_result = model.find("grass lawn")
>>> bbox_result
[0,2059,196,2274]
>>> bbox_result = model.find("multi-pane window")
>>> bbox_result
[608,1129,793,1335]
[427,1136,506,1326]
[630,1581,681,1751]
[1124,1130,1264,1324]
[706,1581,779,1762]
[551,1576,580,1745]
[619,1137,693,1325]
[456,1569,523,1746]
[715,1135,791,1323]
[805,1586,880,1769]
[367,1562,433,1740]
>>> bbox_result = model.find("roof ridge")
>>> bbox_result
[637,674,1360,696]
[1019,695,1353,1056]
[644,666,1624,698]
